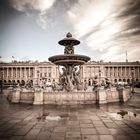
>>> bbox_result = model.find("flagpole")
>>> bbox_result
[126,50,128,62]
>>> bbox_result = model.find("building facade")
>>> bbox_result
[0,61,140,86]
[82,61,140,86]
[0,61,59,85]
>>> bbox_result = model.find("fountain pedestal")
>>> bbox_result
[33,88,43,105]
[96,86,107,104]
[11,88,21,103]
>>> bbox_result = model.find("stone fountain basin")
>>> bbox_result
[48,54,90,66]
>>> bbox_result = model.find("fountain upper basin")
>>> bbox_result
[48,54,90,66]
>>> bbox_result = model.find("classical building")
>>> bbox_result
[82,61,140,86]
[0,61,140,86]
[0,61,59,85]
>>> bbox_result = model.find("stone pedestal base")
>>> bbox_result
[11,88,21,103]
[33,89,43,105]
[97,87,107,104]
[117,87,131,102]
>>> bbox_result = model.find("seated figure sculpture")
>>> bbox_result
[25,80,33,89]
[73,67,81,85]
[73,66,83,90]
[52,79,63,91]
[92,76,99,91]
[105,78,111,89]
[59,67,67,86]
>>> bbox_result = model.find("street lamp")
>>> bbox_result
[99,69,101,86]
[0,68,4,94]
[131,68,135,93]
[37,70,40,85]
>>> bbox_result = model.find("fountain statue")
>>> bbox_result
[48,33,90,92]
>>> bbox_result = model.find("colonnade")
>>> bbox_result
[105,66,140,78]
[1,67,34,82]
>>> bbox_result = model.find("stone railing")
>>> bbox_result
[5,86,132,105]
[43,92,96,105]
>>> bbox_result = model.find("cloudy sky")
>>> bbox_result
[0,0,140,62]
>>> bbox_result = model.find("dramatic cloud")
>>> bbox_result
[1,0,140,62]
[68,0,140,61]
[10,0,56,29]
[11,0,56,12]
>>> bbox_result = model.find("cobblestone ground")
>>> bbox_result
[0,90,140,140]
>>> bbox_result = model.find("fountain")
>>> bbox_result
[7,33,132,105]
[49,32,90,92]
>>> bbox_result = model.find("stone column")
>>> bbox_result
[17,68,19,78]
[19,67,22,79]
[112,67,114,77]
[11,68,13,79]
[16,67,17,78]
[29,67,30,78]
[93,66,95,77]
[7,68,8,78]
[107,67,110,77]
[120,67,122,78]
[135,67,137,78]
[129,67,131,77]
[124,67,126,77]
[133,67,135,78]
[117,67,118,77]
[114,67,116,77]
[112,67,114,83]
[110,67,112,77]
[122,67,124,77]
[24,67,27,80]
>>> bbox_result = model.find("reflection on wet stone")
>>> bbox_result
[0,91,140,140]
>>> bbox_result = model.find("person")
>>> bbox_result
[84,80,88,91]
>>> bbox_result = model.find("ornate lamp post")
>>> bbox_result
[99,69,101,86]
[131,68,135,93]
[37,70,40,85]
[0,68,4,94]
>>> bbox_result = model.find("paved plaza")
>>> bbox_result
[0,90,140,140]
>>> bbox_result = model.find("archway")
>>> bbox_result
[119,79,122,82]
[127,79,130,84]
[123,79,126,82]
[21,80,25,86]
[114,79,117,83]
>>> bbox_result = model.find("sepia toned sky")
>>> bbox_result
[0,0,140,62]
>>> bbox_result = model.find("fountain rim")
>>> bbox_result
[48,54,91,66]
[58,38,80,46]
[49,54,90,60]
